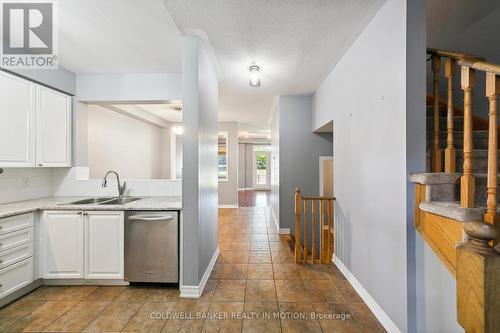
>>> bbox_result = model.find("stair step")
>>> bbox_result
[426,130,489,150]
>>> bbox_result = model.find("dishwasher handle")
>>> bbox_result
[128,215,175,222]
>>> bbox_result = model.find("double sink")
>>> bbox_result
[61,197,141,206]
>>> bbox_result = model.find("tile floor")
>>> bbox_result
[0,207,385,332]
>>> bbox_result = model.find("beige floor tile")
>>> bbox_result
[247,264,274,280]
[122,301,177,333]
[242,302,281,333]
[303,279,343,302]
[202,301,243,333]
[313,302,362,333]
[199,280,218,302]
[349,303,387,332]
[220,263,248,280]
[273,264,302,280]
[279,302,322,333]
[22,286,69,301]
[0,300,46,331]
[82,301,143,332]
[275,280,309,302]
[299,265,331,280]
[335,279,365,303]
[212,280,246,301]
[248,251,272,264]
[219,241,250,251]
[4,300,78,332]
[43,301,109,332]
[220,251,249,264]
[115,287,156,302]
[250,242,270,252]
[245,280,277,301]
[162,300,209,333]
[53,286,99,301]
[149,287,180,301]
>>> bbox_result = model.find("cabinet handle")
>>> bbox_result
[83,212,88,216]
[77,212,82,215]
[38,164,43,167]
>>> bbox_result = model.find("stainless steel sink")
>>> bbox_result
[98,197,141,205]
[61,197,113,205]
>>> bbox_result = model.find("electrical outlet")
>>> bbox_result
[21,177,30,188]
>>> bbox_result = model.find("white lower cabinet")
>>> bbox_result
[42,211,84,278]
[85,211,124,279]
[0,258,33,298]
[42,211,124,280]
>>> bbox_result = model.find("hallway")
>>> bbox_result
[0,207,384,332]
[238,190,270,207]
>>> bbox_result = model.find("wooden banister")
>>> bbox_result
[460,66,476,208]
[457,220,500,333]
[427,48,483,61]
[459,58,500,75]
[294,188,335,264]
[444,58,456,172]
[431,55,442,172]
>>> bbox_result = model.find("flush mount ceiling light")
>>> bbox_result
[172,125,184,135]
[249,65,261,87]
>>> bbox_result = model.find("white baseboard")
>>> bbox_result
[218,204,238,208]
[271,206,290,234]
[333,255,401,333]
[238,188,254,191]
[180,246,220,298]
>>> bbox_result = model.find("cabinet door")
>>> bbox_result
[36,85,72,167]
[0,71,35,167]
[42,211,83,278]
[85,211,124,279]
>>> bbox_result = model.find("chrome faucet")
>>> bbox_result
[102,171,127,198]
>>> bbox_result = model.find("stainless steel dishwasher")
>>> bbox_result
[124,211,179,283]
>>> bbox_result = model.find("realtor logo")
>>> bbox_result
[1,0,57,69]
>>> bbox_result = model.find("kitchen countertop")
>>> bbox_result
[0,196,182,219]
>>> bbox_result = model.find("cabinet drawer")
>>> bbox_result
[0,228,33,252]
[0,213,34,236]
[0,258,33,298]
[0,243,33,270]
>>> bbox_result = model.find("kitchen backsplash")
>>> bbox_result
[0,168,54,204]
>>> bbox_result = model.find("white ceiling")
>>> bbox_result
[163,0,386,130]
[57,0,385,131]
[58,0,182,73]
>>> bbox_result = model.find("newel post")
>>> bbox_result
[484,73,500,229]
[460,66,476,208]
[432,56,442,172]
[294,188,302,263]
[457,220,500,333]
[445,58,456,172]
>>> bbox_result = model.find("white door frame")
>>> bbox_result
[253,150,271,190]
[319,156,334,196]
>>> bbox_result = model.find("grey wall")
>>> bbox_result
[278,95,333,233]
[218,122,238,206]
[313,0,410,330]
[238,143,246,188]
[182,35,219,287]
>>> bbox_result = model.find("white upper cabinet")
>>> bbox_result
[0,70,72,168]
[0,71,36,167]
[36,85,72,167]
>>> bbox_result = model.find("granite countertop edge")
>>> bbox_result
[0,196,182,219]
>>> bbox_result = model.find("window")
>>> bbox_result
[218,132,228,181]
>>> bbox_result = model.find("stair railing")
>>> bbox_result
[458,58,500,226]
[426,48,484,173]
[294,188,335,264]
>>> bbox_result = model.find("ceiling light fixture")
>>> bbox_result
[249,65,261,87]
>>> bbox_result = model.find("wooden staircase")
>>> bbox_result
[411,48,500,333]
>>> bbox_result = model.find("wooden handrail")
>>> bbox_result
[427,47,484,61]
[294,188,334,264]
[459,58,500,75]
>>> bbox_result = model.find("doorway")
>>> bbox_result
[253,148,271,190]
[319,156,334,196]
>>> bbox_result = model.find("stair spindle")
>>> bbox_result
[432,56,442,172]
[445,59,456,172]
[303,199,308,263]
[294,188,302,262]
[460,66,476,208]
[484,73,500,227]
